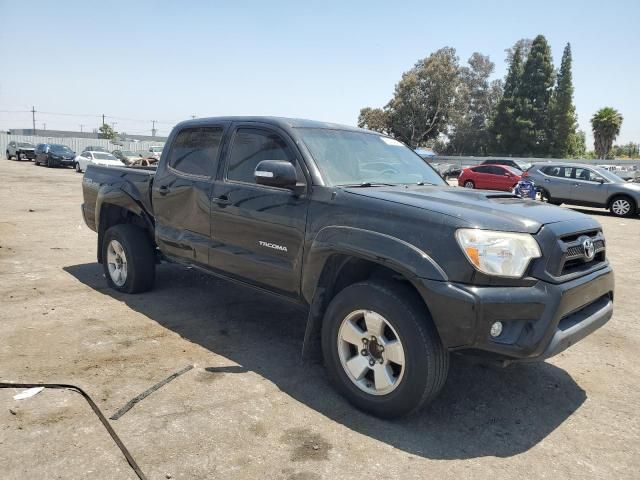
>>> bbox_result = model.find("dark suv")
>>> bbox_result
[35,143,76,168]
[480,158,531,172]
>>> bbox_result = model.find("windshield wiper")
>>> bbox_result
[414,181,438,186]
[338,182,397,188]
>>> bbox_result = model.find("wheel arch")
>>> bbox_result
[607,192,637,210]
[301,226,447,361]
[95,186,155,263]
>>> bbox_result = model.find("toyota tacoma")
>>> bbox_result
[81,117,614,418]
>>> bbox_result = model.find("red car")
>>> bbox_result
[458,164,522,192]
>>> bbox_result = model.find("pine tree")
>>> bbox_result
[517,35,555,156]
[551,43,577,157]
[491,45,524,153]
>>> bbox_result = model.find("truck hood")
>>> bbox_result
[344,185,599,234]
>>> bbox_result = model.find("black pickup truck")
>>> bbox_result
[81,117,614,418]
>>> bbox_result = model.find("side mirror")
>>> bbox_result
[598,178,605,184]
[255,160,299,190]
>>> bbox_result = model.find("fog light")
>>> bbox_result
[490,322,503,338]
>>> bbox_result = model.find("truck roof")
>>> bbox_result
[174,116,373,134]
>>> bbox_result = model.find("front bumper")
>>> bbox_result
[18,151,36,160]
[417,265,614,363]
[51,157,75,167]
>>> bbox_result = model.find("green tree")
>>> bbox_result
[551,43,577,157]
[357,107,390,134]
[567,130,587,158]
[517,34,555,155]
[591,107,623,159]
[491,44,525,154]
[447,53,502,155]
[386,47,460,148]
[98,123,117,140]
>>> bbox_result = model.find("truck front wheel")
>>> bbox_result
[321,280,449,418]
[102,224,155,293]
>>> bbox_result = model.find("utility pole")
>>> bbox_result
[31,106,36,135]
[42,123,46,131]
[191,115,196,119]
[80,124,84,133]
[102,114,105,127]
[151,120,157,137]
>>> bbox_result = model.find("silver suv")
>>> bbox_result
[527,163,640,217]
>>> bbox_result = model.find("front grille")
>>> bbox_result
[556,230,606,277]
[536,228,607,280]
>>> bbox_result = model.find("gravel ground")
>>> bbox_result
[0,158,638,479]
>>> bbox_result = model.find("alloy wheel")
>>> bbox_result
[106,239,128,287]
[612,199,631,216]
[337,309,405,396]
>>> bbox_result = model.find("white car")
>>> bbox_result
[148,145,164,160]
[75,151,124,173]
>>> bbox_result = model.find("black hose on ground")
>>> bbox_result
[0,382,147,480]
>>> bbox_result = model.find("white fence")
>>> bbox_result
[0,133,165,156]
[434,155,640,168]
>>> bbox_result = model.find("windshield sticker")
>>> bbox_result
[380,137,404,146]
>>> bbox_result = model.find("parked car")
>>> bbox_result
[526,162,640,217]
[435,163,462,179]
[112,149,142,165]
[75,151,124,173]
[82,146,109,153]
[480,158,531,172]
[458,164,522,191]
[148,145,164,160]
[597,164,634,181]
[35,143,76,168]
[6,141,36,161]
[81,116,614,419]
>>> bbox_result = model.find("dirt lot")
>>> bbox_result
[1,159,638,479]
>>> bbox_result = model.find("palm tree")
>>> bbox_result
[591,107,623,159]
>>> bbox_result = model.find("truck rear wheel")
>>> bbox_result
[102,224,155,293]
[321,280,448,418]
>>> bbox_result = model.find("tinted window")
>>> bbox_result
[227,128,295,184]
[167,127,222,176]
[473,166,491,174]
[543,166,572,178]
[574,168,603,182]
[487,166,505,175]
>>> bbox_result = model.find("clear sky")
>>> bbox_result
[1,0,638,146]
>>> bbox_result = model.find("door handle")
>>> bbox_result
[213,195,231,206]
[158,185,171,196]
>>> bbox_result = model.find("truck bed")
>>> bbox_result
[81,164,155,232]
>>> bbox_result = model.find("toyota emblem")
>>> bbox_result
[583,238,595,260]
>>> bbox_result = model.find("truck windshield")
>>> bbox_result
[298,128,445,187]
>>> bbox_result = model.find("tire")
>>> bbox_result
[102,224,155,294]
[75,162,82,173]
[463,180,475,189]
[46,157,52,168]
[6,151,10,160]
[609,195,636,217]
[540,189,562,206]
[321,280,449,419]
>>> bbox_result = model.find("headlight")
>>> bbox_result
[455,229,541,278]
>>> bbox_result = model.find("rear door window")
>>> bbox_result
[473,166,491,174]
[167,127,223,177]
[543,166,572,178]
